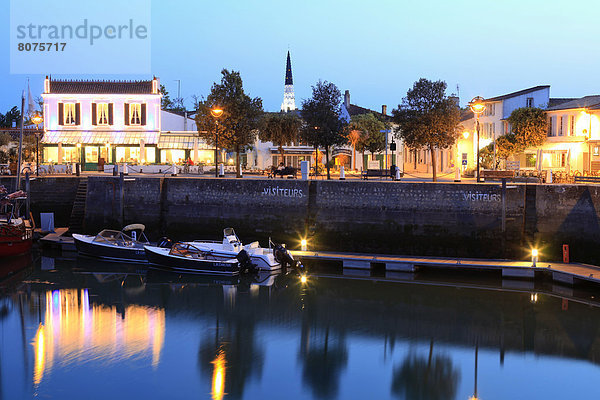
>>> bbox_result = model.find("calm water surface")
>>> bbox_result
[1,254,600,399]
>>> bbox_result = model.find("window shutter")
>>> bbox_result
[124,103,130,125]
[108,103,114,125]
[92,103,97,126]
[58,103,64,125]
[141,103,147,125]
[75,103,81,125]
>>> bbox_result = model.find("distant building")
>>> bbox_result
[341,90,399,171]
[248,89,396,172]
[460,85,559,171]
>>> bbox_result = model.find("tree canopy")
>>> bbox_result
[301,80,348,179]
[0,106,21,128]
[508,107,547,149]
[159,84,185,112]
[259,112,302,165]
[392,78,460,181]
[349,113,387,156]
[482,107,548,168]
[195,69,263,177]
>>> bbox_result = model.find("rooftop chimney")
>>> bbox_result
[382,105,387,115]
[449,95,459,108]
[344,90,350,108]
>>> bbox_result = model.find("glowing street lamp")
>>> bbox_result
[31,112,43,176]
[469,96,486,182]
[211,107,224,178]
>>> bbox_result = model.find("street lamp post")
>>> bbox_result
[210,107,224,178]
[585,109,593,174]
[469,96,486,183]
[31,112,43,176]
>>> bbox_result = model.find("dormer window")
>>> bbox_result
[58,102,80,126]
[124,103,146,126]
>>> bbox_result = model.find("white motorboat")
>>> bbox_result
[186,228,298,271]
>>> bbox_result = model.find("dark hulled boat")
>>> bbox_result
[144,242,242,275]
[73,224,150,263]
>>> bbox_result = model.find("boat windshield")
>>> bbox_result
[223,228,240,245]
[169,243,218,260]
[93,229,146,247]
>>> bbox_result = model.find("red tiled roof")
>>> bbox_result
[49,79,154,94]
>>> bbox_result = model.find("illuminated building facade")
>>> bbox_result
[40,76,205,170]
[541,96,600,173]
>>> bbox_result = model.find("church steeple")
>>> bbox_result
[281,50,296,112]
[285,51,293,85]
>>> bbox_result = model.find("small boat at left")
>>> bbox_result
[0,187,33,257]
[73,224,150,263]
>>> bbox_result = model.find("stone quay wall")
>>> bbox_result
[15,175,600,263]
[1,176,80,228]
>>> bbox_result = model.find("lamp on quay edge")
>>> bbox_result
[31,111,43,176]
[469,96,486,183]
[210,107,224,178]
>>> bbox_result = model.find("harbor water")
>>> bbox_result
[1,253,600,399]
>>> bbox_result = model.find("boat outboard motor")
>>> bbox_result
[237,249,257,274]
[157,237,173,248]
[273,244,298,268]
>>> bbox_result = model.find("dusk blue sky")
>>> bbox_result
[2,0,599,113]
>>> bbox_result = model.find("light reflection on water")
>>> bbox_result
[31,288,165,387]
[2,255,600,399]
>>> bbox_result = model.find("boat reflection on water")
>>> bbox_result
[30,288,165,387]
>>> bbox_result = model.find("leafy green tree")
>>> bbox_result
[259,112,302,165]
[195,69,263,177]
[301,80,348,179]
[508,107,547,149]
[392,78,460,182]
[347,128,362,170]
[349,113,386,166]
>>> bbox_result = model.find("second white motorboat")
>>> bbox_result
[186,228,298,271]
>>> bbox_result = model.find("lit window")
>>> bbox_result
[97,103,109,125]
[559,116,563,136]
[64,103,76,125]
[130,103,141,125]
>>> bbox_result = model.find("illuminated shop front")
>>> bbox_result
[41,130,159,170]
[158,133,213,164]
